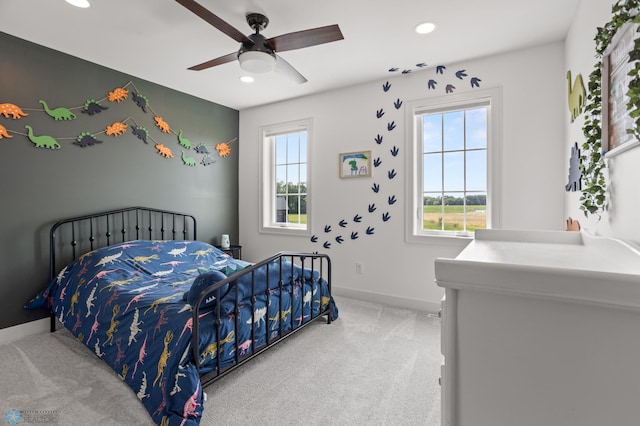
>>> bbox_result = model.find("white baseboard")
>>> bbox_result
[332,286,440,313]
[0,318,50,345]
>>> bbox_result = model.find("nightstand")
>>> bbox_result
[216,244,242,259]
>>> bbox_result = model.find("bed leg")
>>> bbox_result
[50,313,56,332]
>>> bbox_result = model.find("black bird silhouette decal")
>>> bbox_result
[390,146,399,157]
[368,204,376,213]
[339,219,348,228]
[375,134,383,144]
[353,214,362,223]
[374,157,382,167]
[371,183,380,193]
[388,169,397,179]
[350,232,359,240]
[394,99,403,109]
[335,236,344,244]
[436,65,446,74]
[324,225,332,233]
[382,212,391,222]
[446,84,456,93]
[323,242,331,249]
[387,121,396,131]
[388,195,397,205]
[366,227,375,235]
[428,80,437,90]
[376,109,385,118]
[383,81,392,92]
[311,235,318,243]
[470,77,481,88]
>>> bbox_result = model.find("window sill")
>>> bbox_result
[259,226,310,237]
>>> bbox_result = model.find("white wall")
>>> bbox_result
[565,0,640,243]
[239,42,566,311]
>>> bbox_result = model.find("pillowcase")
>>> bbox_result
[184,269,229,309]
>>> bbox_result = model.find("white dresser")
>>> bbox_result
[435,229,640,426]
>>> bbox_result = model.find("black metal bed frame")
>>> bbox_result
[48,206,333,388]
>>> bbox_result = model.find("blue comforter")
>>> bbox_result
[26,240,337,425]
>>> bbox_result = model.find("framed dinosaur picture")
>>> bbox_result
[339,150,371,178]
[602,20,639,154]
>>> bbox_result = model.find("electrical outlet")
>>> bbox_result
[355,262,364,274]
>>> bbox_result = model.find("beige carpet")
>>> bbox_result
[0,296,441,425]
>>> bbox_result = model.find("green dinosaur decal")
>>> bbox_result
[181,151,196,167]
[25,125,60,149]
[38,99,76,121]
[177,130,192,149]
[567,71,586,123]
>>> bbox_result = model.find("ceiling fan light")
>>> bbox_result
[238,51,276,74]
[65,0,91,8]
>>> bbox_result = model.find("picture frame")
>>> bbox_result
[602,20,640,156]
[339,151,372,178]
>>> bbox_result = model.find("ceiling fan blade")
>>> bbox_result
[188,52,238,71]
[266,25,344,52]
[175,0,251,44]
[274,54,308,84]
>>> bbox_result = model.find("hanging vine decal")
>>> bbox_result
[580,0,640,218]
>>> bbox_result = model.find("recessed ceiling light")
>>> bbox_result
[415,22,436,34]
[240,76,255,83]
[65,0,91,7]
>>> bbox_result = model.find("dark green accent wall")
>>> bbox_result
[0,32,239,330]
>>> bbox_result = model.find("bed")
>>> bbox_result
[25,206,338,425]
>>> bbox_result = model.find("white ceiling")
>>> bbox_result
[1,0,580,110]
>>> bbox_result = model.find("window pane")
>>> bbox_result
[442,192,464,231]
[466,150,487,191]
[287,164,300,189]
[465,193,486,231]
[423,114,442,152]
[443,151,464,191]
[422,198,443,231]
[423,153,442,192]
[275,196,287,223]
[299,135,307,160]
[287,134,300,161]
[443,111,464,151]
[275,136,287,164]
[299,164,307,188]
[466,108,487,149]
[276,165,287,194]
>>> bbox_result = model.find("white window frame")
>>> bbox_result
[405,87,502,244]
[259,118,312,236]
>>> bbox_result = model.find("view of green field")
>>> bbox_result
[423,205,486,231]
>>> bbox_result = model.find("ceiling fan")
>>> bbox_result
[175,0,344,84]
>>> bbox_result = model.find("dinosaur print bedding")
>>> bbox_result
[26,239,337,425]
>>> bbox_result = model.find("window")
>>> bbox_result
[260,118,312,235]
[406,87,502,241]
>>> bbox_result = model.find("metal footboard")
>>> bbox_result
[191,251,332,387]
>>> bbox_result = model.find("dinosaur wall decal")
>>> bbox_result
[25,125,60,149]
[39,99,76,121]
[567,71,586,122]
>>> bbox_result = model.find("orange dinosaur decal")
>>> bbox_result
[106,122,128,136]
[154,116,171,133]
[107,87,129,103]
[0,103,28,119]
[0,124,12,139]
[215,142,231,157]
[155,143,173,158]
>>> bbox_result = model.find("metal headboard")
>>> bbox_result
[48,206,197,331]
